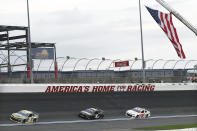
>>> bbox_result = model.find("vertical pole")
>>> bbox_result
[54,45,58,78]
[155,0,197,36]
[26,29,30,79]
[139,0,146,82]
[0,65,1,80]
[7,31,11,75]
[27,0,33,83]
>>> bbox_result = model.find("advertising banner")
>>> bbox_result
[0,83,197,93]
[45,84,155,93]
[114,61,129,67]
[31,48,54,59]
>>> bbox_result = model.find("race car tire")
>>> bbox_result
[145,114,149,118]
[99,114,104,119]
[135,115,139,119]
[33,119,37,123]
[22,119,26,123]
[87,116,91,120]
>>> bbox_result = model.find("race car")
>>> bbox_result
[78,108,104,120]
[10,110,39,123]
[125,107,150,119]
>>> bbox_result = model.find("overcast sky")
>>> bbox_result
[1,0,197,63]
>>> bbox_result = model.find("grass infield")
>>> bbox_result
[134,123,197,130]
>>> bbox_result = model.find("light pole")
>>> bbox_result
[27,0,33,83]
[107,59,121,70]
[61,56,71,71]
[184,60,196,69]
[163,60,175,69]
[152,59,163,69]
[96,58,110,82]
[85,58,100,70]
[97,57,109,71]
[155,0,197,35]
[73,58,89,71]
[85,58,100,82]
[139,0,145,82]
[71,58,88,82]
[173,60,184,69]
[130,58,140,70]
[143,59,154,69]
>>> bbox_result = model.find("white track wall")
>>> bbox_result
[0,83,197,93]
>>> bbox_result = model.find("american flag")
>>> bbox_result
[146,6,186,59]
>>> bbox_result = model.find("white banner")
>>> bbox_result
[0,83,197,93]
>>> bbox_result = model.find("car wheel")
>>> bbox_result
[145,114,149,118]
[33,119,37,123]
[22,119,26,123]
[135,115,139,119]
[99,115,104,119]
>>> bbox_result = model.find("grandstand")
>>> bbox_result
[0,57,196,83]
[0,25,196,83]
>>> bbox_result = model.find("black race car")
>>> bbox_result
[78,108,104,120]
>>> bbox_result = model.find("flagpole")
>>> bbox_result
[27,0,33,83]
[139,0,146,83]
[155,0,197,36]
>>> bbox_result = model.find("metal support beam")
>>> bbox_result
[0,35,27,41]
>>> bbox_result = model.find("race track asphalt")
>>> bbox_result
[0,91,197,131]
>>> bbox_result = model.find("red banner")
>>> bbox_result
[115,61,129,67]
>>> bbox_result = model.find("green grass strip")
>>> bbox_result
[134,123,197,130]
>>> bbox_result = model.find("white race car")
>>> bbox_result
[10,110,39,123]
[125,107,150,119]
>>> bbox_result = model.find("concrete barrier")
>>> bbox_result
[0,91,197,119]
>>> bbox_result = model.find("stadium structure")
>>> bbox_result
[0,25,197,83]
